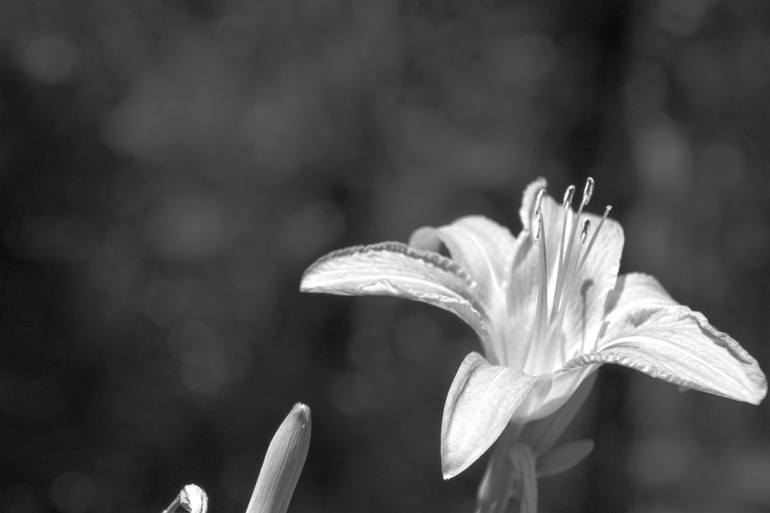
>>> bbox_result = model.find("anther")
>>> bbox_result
[533,188,547,239]
[534,188,546,215]
[581,177,595,208]
[562,185,576,210]
[580,219,591,243]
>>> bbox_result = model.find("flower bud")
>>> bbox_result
[162,484,208,513]
[245,403,311,513]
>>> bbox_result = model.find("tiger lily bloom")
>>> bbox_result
[300,178,766,479]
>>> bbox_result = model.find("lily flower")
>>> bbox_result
[300,178,766,479]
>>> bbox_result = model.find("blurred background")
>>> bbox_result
[0,0,769,512]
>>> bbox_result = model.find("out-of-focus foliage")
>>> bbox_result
[0,1,768,513]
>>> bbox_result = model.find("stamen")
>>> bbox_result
[530,212,550,370]
[562,204,613,356]
[581,177,595,208]
[562,185,575,210]
[580,219,591,243]
[551,185,578,320]
[533,188,546,240]
[578,205,612,270]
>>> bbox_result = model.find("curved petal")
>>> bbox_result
[409,216,517,306]
[518,177,548,235]
[511,364,597,423]
[300,242,488,339]
[441,352,536,479]
[565,274,767,404]
[602,272,678,321]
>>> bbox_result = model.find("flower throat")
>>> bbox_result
[525,178,612,373]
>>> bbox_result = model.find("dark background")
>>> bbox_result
[1,1,769,512]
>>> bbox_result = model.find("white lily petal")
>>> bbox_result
[564,274,766,404]
[301,242,488,338]
[409,216,517,305]
[603,272,674,317]
[518,178,548,234]
[441,352,536,479]
[536,439,594,477]
[522,371,597,455]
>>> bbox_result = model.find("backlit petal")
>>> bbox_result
[441,352,536,479]
[409,216,517,306]
[301,242,488,339]
[511,365,596,422]
[536,439,594,477]
[565,275,766,404]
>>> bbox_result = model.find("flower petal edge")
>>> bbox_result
[441,352,536,479]
[300,242,488,337]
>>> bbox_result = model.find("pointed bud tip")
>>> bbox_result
[290,403,311,426]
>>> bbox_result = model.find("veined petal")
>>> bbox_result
[409,216,517,306]
[603,272,679,320]
[441,352,536,479]
[539,195,624,353]
[565,274,766,404]
[301,242,488,338]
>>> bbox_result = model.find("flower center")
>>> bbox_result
[525,177,612,374]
